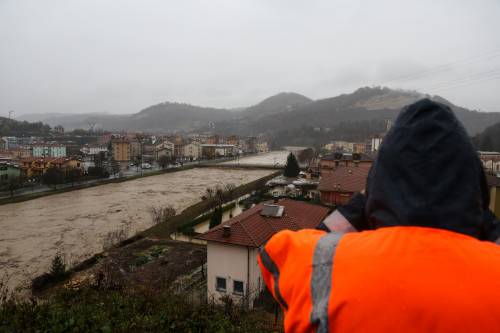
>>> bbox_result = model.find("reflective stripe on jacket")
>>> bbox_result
[258,226,500,332]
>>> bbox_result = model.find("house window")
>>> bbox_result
[233,280,244,295]
[216,277,227,292]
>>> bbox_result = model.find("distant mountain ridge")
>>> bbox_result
[17,87,500,138]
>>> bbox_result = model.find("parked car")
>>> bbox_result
[141,163,152,169]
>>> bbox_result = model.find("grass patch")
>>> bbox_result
[132,245,169,267]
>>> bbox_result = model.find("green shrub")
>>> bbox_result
[50,254,67,279]
[0,287,276,332]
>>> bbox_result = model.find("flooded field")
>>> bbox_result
[0,168,273,291]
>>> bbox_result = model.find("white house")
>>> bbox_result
[155,140,175,160]
[80,145,107,156]
[197,199,329,308]
[184,142,202,160]
[200,144,236,158]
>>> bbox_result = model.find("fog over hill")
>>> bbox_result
[18,87,500,140]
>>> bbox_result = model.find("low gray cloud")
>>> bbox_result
[1,0,499,116]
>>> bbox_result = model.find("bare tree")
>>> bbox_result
[7,176,22,198]
[214,186,225,206]
[224,183,236,202]
[149,205,177,238]
[103,228,129,250]
[158,155,171,170]
[150,205,176,225]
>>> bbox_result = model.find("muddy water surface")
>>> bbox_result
[0,168,272,291]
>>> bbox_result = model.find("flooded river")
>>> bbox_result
[0,167,273,291]
[221,150,290,167]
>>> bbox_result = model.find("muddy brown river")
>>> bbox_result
[0,167,273,292]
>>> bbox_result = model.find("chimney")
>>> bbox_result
[223,225,231,237]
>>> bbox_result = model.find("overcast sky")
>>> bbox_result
[1,0,500,116]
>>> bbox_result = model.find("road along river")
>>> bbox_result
[0,167,273,292]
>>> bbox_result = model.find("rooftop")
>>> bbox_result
[197,198,330,247]
[318,165,370,192]
[200,144,236,148]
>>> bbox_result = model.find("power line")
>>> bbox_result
[380,49,500,85]
[429,73,500,93]
[423,68,500,91]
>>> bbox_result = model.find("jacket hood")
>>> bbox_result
[365,99,490,239]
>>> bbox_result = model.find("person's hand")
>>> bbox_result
[321,210,357,233]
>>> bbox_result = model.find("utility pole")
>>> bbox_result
[8,110,13,119]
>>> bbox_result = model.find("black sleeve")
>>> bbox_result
[481,209,500,242]
[337,192,371,231]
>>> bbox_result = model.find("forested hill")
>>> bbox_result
[213,87,500,147]
[18,87,500,144]
[0,116,51,137]
[472,121,500,152]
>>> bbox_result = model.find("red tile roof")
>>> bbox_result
[197,199,330,247]
[318,165,370,193]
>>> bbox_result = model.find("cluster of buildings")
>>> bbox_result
[322,120,392,154]
[108,134,268,165]
[263,151,374,206]
[323,136,384,154]
[0,137,76,186]
[19,157,83,178]
[0,138,67,159]
[0,133,269,189]
[479,151,500,174]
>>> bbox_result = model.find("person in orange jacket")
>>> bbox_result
[258,99,500,332]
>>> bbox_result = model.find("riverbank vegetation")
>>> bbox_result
[2,236,279,332]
